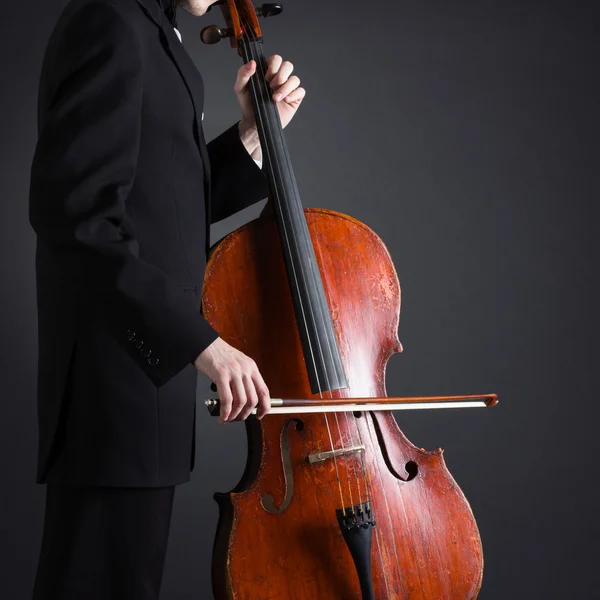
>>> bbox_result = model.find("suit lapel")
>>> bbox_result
[134,0,162,25]
[135,0,212,199]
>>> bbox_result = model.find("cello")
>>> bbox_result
[200,2,497,598]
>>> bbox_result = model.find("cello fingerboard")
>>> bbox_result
[238,31,348,394]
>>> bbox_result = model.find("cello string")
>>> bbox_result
[241,19,345,396]
[239,24,326,402]
[249,21,366,513]
[343,399,367,500]
[331,373,393,590]
[242,15,393,595]
[349,405,393,596]
[255,56,356,504]
[331,397,355,507]
[303,231,368,505]
[308,241,366,506]
[243,33,352,513]
[243,29,392,585]
[239,19,348,508]
[242,17,365,513]
[335,384,394,594]
[321,257,400,590]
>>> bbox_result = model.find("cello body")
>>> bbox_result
[200,2,487,597]
[202,209,484,599]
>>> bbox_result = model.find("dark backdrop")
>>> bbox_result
[1,0,598,598]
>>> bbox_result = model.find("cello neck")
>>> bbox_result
[238,33,348,394]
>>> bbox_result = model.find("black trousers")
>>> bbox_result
[32,483,176,600]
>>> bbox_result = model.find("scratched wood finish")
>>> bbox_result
[202,208,483,599]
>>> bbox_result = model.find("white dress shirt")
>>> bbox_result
[173,27,263,170]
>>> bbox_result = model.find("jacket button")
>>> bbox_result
[142,348,152,358]
[126,330,135,341]
[148,356,160,366]
[135,340,144,349]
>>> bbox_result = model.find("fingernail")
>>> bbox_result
[274,93,282,101]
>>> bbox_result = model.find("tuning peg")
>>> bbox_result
[256,3,283,17]
[200,25,234,44]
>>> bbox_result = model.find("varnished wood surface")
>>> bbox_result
[202,209,483,599]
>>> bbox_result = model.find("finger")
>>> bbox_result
[270,60,294,89]
[283,87,306,105]
[227,376,247,422]
[273,77,302,102]
[217,377,233,425]
[264,54,283,83]
[236,374,259,421]
[252,371,271,420]
[233,60,257,95]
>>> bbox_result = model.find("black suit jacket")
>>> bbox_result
[28,0,267,486]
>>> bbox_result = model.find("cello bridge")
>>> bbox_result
[308,444,365,464]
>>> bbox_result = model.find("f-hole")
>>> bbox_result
[261,418,304,514]
[404,461,418,481]
[370,412,420,482]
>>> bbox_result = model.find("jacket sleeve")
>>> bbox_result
[28,1,219,388]
[207,122,269,224]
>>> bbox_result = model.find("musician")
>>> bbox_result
[28,0,304,597]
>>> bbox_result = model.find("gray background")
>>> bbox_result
[1,0,598,598]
